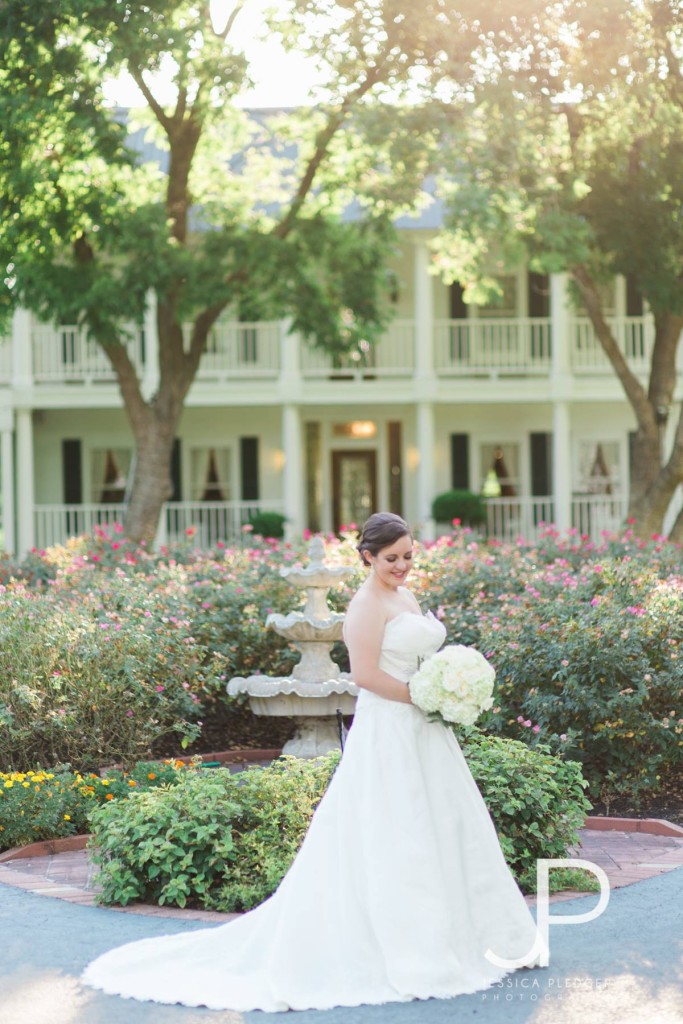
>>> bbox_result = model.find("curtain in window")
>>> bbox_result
[191,448,231,502]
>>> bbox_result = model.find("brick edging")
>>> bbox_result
[585,815,683,838]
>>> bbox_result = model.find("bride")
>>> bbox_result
[82,511,540,1012]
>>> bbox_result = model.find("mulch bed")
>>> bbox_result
[589,766,683,827]
[157,710,683,828]
[152,703,297,761]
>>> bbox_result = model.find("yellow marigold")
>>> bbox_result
[22,782,30,788]
[128,780,137,787]
[4,781,13,789]
[63,814,71,821]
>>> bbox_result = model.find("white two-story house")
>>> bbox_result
[1,211,681,555]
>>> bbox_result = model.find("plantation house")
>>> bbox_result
[3,204,682,557]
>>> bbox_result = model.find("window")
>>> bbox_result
[190,447,232,502]
[480,443,520,497]
[91,448,132,503]
[577,441,620,495]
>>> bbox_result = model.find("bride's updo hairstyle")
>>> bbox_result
[357,512,411,566]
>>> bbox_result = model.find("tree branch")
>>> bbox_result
[273,65,385,240]
[101,340,149,428]
[572,264,655,430]
[129,67,172,133]
[211,1,244,41]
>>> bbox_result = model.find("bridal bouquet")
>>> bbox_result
[409,645,495,726]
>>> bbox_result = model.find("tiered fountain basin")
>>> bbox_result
[227,538,359,757]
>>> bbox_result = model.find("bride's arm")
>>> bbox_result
[344,604,413,705]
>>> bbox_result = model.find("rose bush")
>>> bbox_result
[1,523,681,804]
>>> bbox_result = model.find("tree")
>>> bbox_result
[432,0,683,539]
[0,0,460,542]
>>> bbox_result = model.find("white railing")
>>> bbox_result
[434,318,552,375]
[194,321,281,379]
[34,500,285,549]
[300,320,415,378]
[485,496,556,544]
[34,504,126,549]
[570,493,630,538]
[571,316,654,374]
[160,500,284,547]
[485,494,633,544]
[32,324,146,383]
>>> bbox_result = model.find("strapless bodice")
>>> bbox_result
[378,610,447,682]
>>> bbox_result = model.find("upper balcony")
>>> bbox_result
[0,310,676,394]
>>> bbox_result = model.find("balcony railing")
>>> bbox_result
[11,312,672,387]
[571,316,654,374]
[32,324,146,383]
[194,321,281,380]
[434,318,552,375]
[300,319,415,378]
[34,500,285,550]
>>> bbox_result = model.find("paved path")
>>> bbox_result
[1,828,682,1024]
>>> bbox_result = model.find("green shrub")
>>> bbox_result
[247,511,287,539]
[459,730,592,891]
[431,489,486,525]
[88,740,590,911]
[89,754,338,909]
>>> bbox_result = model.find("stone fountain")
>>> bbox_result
[227,536,359,757]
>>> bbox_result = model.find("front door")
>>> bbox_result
[331,451,377,533]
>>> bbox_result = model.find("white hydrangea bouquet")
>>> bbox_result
[409,645,495,726]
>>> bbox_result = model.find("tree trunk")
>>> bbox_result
[629,400,683,539]
[572,265,683,537]
[123,412,179,545]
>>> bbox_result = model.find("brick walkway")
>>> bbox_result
[1,821,682,918]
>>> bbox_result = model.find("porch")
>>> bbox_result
[32,494,634,551]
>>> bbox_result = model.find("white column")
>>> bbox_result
[0,411,15,555]
[552,401,572,533]
[142,290,159,398]
[550,273,572,379]
[413,240,434,380]
[550,274,573,533]
[11,307,34,389]
[416,401,436,541]
[16,408,35,554]
[282,404,303,542]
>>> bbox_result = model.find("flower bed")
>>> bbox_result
[0,524,680,805]
[0,759,195,852]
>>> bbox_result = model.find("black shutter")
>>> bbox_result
[62,440,82,503]
[528,273,550,317]
[626,276,644,316]
[449,283,467,319]
[388,421,403,515]
[240,437,259,500]
[450,433,470,490]
[530,433,552,496]
[170,439,181,501]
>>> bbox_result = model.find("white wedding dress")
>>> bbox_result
[82,610,540,1012]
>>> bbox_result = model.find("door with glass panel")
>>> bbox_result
[331,451,377,534]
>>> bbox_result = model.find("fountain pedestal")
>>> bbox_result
[227,537,358,758]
